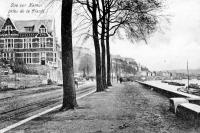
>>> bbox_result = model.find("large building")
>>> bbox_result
[0,17,59,66]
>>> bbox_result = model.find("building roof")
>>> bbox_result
[14,19,53,32]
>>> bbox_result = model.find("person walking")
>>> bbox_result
[74,78,78,88]
[119,77,123,84]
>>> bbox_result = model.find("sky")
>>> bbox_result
[0,0,200,71]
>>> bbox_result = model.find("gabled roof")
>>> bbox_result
[14,19,53,32]
[1,18,16,30]
[40,25,46,28]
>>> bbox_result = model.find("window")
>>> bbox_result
[6,25,12,31]
[27,53,32,63]
[39,38,46,48]
[24,53,32,64]
[6,25,12,34]
[15,53,23,58]
[24,38,32,48]
[24,26,34,32]
[39,28,46,33]
[5,39,14,49]
[46,38,53,47]
[3,53,6,59]
[14,39,23,49]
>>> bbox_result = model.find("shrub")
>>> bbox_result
[11,59,38,75]
[47,79,54,85]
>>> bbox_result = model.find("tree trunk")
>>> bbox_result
[106,35,112,86]
[101,38,107,89]
[106,2,112,86]
[60,0,77,110]
[94,42,104,92]
[92,0,104,92]
[101,0,107,89]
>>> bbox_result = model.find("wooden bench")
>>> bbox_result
[176,103,200,127]
[169,98,189,113]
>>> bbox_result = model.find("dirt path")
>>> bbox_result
[9,82,200,133]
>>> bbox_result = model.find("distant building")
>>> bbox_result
[152,71,156,76]
[0,17,59,66]
[137,71,148,76]
[111,55,141,77]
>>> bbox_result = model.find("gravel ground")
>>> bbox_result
[8,82,200,133]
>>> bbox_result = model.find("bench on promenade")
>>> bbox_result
[186,97,200,106]
[169,97,200,113]
[176,103,200,127]
[169,98,189,113]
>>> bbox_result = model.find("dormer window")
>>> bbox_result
[39,25,47,33]
[24,26,34,32]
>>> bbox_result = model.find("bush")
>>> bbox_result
[11,59,38,75]
[47,79,54,85]
[13,65,38,75]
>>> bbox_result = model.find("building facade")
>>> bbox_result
[0,17,58,66]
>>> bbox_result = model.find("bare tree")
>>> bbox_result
[104,0,163,86]
[75,0,164,90]
[105,0,113,86]
[89,0,104,91]
[76,0,104,91]
[99,0,107,88]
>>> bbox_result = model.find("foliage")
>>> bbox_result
[124,65,137,75]
[109,0,163,43]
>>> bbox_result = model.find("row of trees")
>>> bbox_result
[75,0,162,90]
[60,0,163,110]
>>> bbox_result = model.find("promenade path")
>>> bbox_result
[7,82,200,133]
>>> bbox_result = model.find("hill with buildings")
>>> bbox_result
[73,46,150,78]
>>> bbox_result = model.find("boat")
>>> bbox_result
[177,61,200,95]
[161,80,185,86]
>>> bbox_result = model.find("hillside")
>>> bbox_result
[72,46,148,76]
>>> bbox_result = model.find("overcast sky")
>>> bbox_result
[0,0,200,71]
